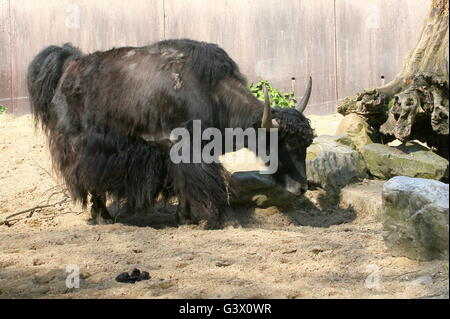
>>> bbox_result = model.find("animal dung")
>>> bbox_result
[115,268,151,283]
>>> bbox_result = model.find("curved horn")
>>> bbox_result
[296,76,312,113]
[261,86,272,129]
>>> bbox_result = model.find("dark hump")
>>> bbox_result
[149,39,245,87]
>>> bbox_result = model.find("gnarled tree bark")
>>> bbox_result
[338,0,449,158]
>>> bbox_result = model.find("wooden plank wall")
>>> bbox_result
[6,0,164,114]
[165,0,337,114]
[0,0,12,110]
[0,0,429,115]
[335,0,431,99]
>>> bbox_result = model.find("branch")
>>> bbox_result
[30,157,58,184]
[0,196,70,226]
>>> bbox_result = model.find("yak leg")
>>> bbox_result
[169,161,227,229]
[90,193,113,225]
[168,121,229,229]
[175,198,192,225]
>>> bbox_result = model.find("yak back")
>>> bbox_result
[57,39,249,138]
[148,39,246,87]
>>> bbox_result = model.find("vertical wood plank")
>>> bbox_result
[165,0,338,115]
[335,0,431,100]
[0,0,12,112]
[9,0,165,114]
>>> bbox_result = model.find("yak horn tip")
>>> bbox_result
[296,76,312,113]
[261,85,272,129]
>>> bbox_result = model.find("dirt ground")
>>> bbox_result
[0,113,448,299]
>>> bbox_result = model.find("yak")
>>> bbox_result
[27,39,315,227]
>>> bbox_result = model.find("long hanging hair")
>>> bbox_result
[26,40,235,224]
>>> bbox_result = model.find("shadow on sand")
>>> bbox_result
[110,186,356,230]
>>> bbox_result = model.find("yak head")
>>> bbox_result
[259,77,315,196]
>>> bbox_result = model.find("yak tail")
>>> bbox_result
[27,43,82,131]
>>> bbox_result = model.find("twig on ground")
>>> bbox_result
[30,157,58,183]
[45,191,66,205]
[384,270,421,279]
[27,188,70,218]
[0,196,70,226]
[1,156,72,226]
[40,184,64,197]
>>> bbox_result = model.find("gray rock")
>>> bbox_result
[230,171,295,207]
[409,275,433,286]
[362,142,449,180]
[382,176,449,261]
[306,135,368,190]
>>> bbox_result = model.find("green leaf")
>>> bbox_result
[0,105,7,114]
[248,80,298,108]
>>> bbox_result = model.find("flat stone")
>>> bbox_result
[340,179,384,220]
[230,171,295,207]
[362,142,448,180]
[382,176,449,261]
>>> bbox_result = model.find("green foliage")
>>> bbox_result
[387,98,395,109]
[0,104,7,114]
[248,80,297,108]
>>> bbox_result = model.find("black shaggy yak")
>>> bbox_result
[27,39,315,227]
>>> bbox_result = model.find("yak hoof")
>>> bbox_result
[198,218,221,230]
[96,214,114,225]
[176,207,192,226]
[87,214,114,225]
[175,213,192,226]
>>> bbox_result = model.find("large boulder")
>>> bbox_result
[306,135,368,190]
[382,176,449,261]
[230,171,295,207]
[362,142,449,180]
[224,134,370,206]
[335,113,376,151]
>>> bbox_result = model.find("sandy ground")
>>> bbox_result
[0,113,448,299]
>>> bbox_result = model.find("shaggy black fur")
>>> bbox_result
[150,39,246,87]
[272,107,316,144]
[27,39,313,227]
[76,125,171,211]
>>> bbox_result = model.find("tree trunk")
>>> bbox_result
[338,0,449,158]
